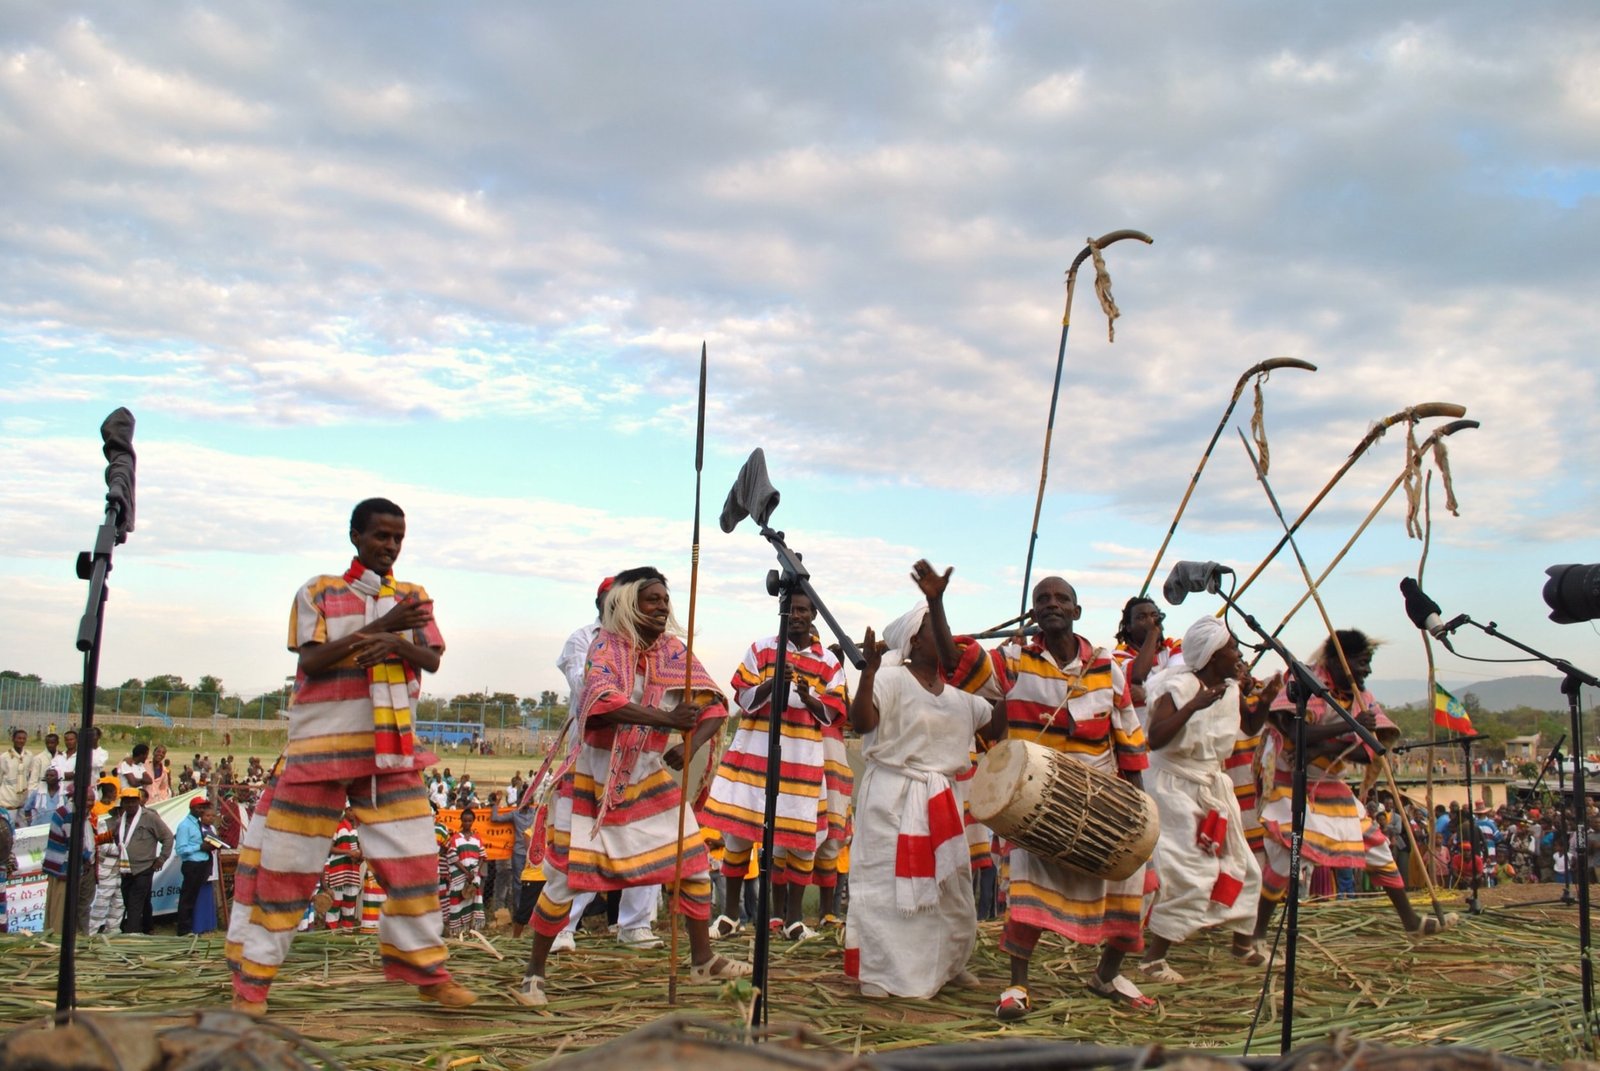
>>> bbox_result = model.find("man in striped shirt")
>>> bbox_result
[702,593,847,942]
[225,497,476,1015]
[929,568,1156,1019]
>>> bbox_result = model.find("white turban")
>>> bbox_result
[882,600,930,665]
[1182,615,1233,673]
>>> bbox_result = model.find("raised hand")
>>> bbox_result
[860,626,883,672]
[910,559,953,600]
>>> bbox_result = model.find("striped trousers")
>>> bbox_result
[226,772,451,1002]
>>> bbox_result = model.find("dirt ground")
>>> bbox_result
[2,890,1593,1070]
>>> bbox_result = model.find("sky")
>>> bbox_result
[2,2,1598,709]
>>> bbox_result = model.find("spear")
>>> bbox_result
[1139,357,1317,597]
[1017,229,1152,628]
[1237,430,1450,925]
[1226,400,1467,610]
[667,341,707,1004]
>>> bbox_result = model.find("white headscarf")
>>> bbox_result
[882,600,930,666]
[1182,615,1232,673]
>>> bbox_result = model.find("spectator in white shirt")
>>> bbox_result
[117,743,155,794]
[0,729,36,828]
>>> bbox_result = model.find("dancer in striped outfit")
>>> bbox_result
[703,593,847,941]
[515,567,751,1007]
[927,564,1156,1019]
[226,498,476,1015]
[1252,629,1452,945]
[323,808,363,931]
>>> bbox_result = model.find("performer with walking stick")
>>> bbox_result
[514,567,747,1008]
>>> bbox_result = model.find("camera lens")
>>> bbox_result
[1543,563,1600,624]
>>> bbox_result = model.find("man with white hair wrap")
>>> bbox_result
[1138,617,1278,983]
[845,585,1004,998]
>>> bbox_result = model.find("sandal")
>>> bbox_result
[511,974,548,1008]
[1230,940,1267,966]
[995,985,1030,1021]
[1137,958,1185,984]
[1406,912,1460,939]
[708,914,742,940]
[689,954,752,982]
[1086,973,1158,1011]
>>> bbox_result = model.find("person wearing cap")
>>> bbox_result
[225,497,477,1013]
[116,785,173,934]
[547,576,663,952]
[1137,617,1281,984]
[87,778,124,934]
[926,562,1158,1018]
[41,783,94,935]
[843,569,1004,999]
[175,796,219,935]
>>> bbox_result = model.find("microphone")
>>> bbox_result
[1399,577,1455,651]
[1162,561,1234,605]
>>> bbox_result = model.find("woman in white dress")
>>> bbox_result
[845,573,1005,999]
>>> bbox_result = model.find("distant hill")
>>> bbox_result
[1368,674,1600,713]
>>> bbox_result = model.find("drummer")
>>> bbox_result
[921,562,1158,1018]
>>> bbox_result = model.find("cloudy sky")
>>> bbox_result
[2,2,1597,708]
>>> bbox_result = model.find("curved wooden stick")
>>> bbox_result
[1238,432,1450,925]
[1018,229,1153,627]
[1227,401,1468,608]
[1140,356,1318,596]
[1249,419,1479,666]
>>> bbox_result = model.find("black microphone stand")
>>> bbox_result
[58,409,137,1016]
[1392,735,1483,913]
[1437,615,1598,1044]
[1211,588,1386,1057]
[747,524,864,1028]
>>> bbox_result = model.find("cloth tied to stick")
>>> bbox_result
[1088,238,1121,342]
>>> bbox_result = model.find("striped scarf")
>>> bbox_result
[344,559,418,770]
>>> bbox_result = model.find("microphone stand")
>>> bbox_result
[1437,615,1599,1043]
[748,524,864,1028]
[1392,735,1483,914]
[58,409,137,1016]
[1212,588,1385,1057]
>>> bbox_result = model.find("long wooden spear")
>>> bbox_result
[1017,229,1152,628]
[1139,357,1317,597]
[667,341,708,1004]
[1248,419,1478,669]
[1238,430,1450,925]
[1226,400,1467,610]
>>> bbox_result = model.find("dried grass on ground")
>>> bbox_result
[0,890,1588,1069]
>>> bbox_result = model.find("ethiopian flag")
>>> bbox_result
[1434,683,1474,734]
